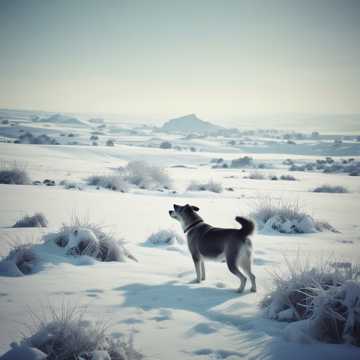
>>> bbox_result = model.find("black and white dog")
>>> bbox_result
[169,204,256,292]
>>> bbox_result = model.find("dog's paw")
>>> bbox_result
[250,287,257,293]
[189,279,201,284]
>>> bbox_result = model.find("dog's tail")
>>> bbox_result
[235,216,255,236]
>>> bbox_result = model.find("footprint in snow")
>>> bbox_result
[85,288,104,293]
[188,322,219,335]
[193,348,245,359]
[120,318,144,325]
[150,309,173,322]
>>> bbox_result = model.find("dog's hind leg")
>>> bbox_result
[239,255,256,292]
[201,260,206,281]
[226,250,247,293]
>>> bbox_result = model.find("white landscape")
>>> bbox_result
[1,1,360,358]
[0,109,359,359]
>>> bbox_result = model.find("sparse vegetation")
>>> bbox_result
[106,139,115,147]
[87,161,172,192]
[313,185,349,193]
[230,156,254,168]
[246,171,266,180]
[120,161,172,190]
[13,213,48,228]
[0,244,38,276]
[19,303,143,359]
[280,174,297,181]
[289,157,360,176]
[87,174,129,192]
[160,141,172,149]
[15,132,59,145]
[187,180,223,193]
[262,258,360,346]
[249,197,335,233]
[44,215,136,262]
[59,179,82,190]
[0,162,31,185]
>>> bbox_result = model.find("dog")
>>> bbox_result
[169,204,256,292]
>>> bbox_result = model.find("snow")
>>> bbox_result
[0,111,360,359]
[0,345,47,360]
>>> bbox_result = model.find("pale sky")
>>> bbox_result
[0,0,360,122]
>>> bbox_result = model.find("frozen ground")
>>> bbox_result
[0,111,359,359]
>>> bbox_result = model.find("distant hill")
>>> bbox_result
[34,113,88,127]
[161,114,222,134]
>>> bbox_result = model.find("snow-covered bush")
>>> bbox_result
[280,174,297,181]
[0,244,38,276]
[16,303,143,359]
[59,179,82,190]
[0,162,31,185]
[289,158,360,176]
[145,229,185,246]
[249,198,335,234]
[86,174,129,192]
[247,171,266,180]
[187,180,223,193]
[44,216,136,262]
[262,258,360,346]
[13,213,48,228]
[144,229,186,254]
[87,162,172,192]
[160,141,172,149]
[15,132,59,145]
[121,161,172,190]
[106,139,115,147]
[312,185,349,193]
[230,156,254,168]
[306,280,360,345]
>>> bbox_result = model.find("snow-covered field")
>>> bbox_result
[0,110,359,359]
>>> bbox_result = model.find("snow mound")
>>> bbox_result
[144,229,186,253]
[250,198,336,234]
[0,344,47,360]
[13,213,48,228]
[0,244,38,277]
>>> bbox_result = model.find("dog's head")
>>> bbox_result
[169,204,201,229]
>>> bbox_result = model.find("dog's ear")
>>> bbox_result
[191,206,200,212]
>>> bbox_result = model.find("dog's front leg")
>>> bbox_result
[201,260,206,281]
[192,255,202,283]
